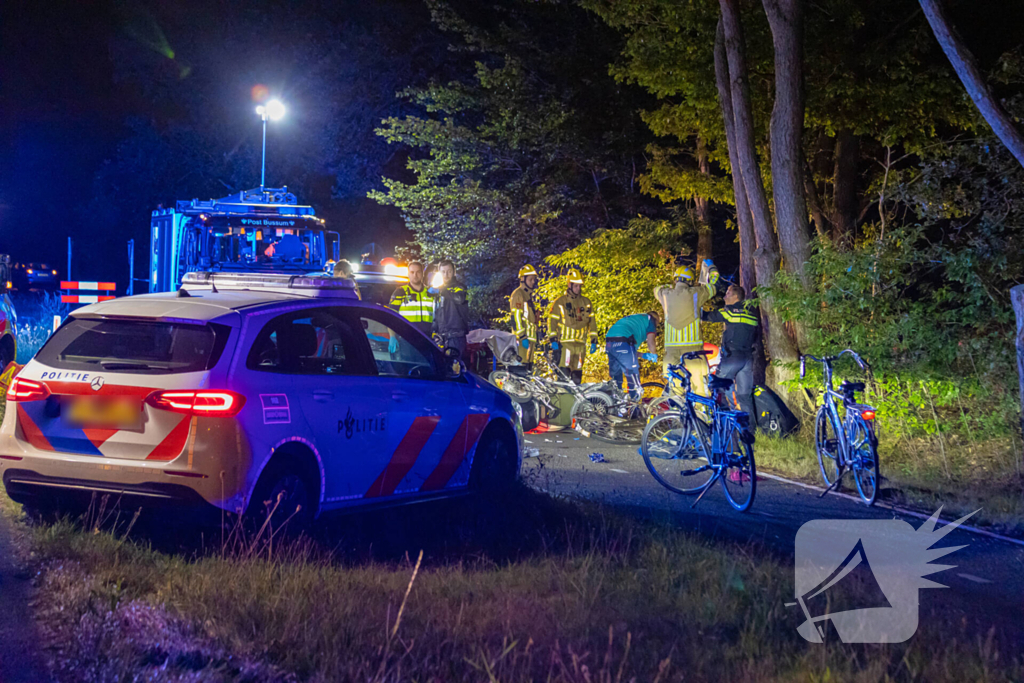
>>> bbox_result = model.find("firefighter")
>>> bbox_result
[605,310,661,399]
[547,268,596,384]
[509,264,541,364]
[387,261,434,353]
[701,284,759,424]
[430,259,471,357]
[654,260,719,397]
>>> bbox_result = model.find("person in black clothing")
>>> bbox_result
[701,284,759,422]
[430,259,471,356]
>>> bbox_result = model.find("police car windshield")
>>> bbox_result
[37,318,230,375]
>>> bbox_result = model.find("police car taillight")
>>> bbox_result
[7,377,50,402]
[145,390,246,417]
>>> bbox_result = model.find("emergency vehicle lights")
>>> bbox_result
[7,377,51,402]
[145,390,246,417]
[861,409,876,421]
[383,263,409,277]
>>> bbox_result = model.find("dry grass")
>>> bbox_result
[0,485,1018,682]
[756,428,1024,533]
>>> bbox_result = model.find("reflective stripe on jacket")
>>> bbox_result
[547,291,596,344]
[509,284,540,340]
[388,285,435,324]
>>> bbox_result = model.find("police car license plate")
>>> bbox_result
[64,397,143,430]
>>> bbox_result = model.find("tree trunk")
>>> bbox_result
[763,0,812,286]
[832,129,859,248]
[1012,285,1024,438]
[718,1,797,391]
[919,0,1024,169]
[695,138,715,264]
[713,26,756,297]
[804,161,828,240]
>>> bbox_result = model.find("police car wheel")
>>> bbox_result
[470,429,517,491]
[250,465,314,535]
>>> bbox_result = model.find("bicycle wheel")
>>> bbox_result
[849,418,880,505]
[719,422,756,511]
[488,370,533,403]
[575,413,645,444]
[814,406,842,487]
[570,391,613,421]
[641,411,714,494]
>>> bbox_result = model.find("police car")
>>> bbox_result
[0,272,522,527]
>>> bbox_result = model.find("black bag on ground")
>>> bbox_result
[753,385,799,437]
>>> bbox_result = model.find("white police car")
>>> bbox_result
[0,272,522,526]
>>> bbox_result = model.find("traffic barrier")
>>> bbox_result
[61,281,116,304]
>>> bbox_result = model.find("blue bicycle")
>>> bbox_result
[801,350,880,505]
[640,352,757,512]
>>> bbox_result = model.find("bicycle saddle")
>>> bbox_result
[840,381,865,394]
[708,375,734,391]
[681,350,711,360]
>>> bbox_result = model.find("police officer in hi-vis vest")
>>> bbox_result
[387,261,434,351]
[509,264,541,365]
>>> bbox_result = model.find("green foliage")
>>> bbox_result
[539,217,690,335]
[767,117,1024,441]
[371,0,652,318]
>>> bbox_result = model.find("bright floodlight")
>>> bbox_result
[265,99,285,120]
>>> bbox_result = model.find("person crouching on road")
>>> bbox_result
[605,310,661,400]
[655,260,719,396]
[510,264,541,365]
[547,268,597,384]
[701,284,759,423]
[431,259,470,357]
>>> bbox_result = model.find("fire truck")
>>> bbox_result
[149,187,341,293]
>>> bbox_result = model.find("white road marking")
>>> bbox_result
[957,573,993,584]
[757,471,1024,548]
[610,468,629,474]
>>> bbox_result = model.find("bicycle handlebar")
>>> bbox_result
[800,349,870,375]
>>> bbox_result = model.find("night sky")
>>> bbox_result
[1,0,1020,288]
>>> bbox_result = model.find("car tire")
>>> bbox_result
[470,427,517,492]
[248,462,315,536]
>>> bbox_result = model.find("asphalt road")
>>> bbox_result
[522,428,1024,648]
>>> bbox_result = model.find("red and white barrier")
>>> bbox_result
[61,281,116,304]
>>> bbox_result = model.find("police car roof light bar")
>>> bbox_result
[180,271,358,299]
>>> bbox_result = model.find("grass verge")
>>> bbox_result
[756,429,1024,534]
[1,484,1019,682]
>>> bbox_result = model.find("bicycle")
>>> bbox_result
[640,352,757,512]
[800,350,880,505]
[489,353,614,421]
[572,374,665,445]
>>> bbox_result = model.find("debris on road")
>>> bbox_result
[588,453,606,463]
[525,447,541,458]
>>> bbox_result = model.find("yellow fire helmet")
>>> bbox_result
[566,268,584,285]
[518,264,538,279]
[675,264,695,281]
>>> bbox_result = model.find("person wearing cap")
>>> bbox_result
[332,259,361,299]
[546,268,596,384]
[509,264,541,364]
[654,259,719,396]
[604,310,661,400]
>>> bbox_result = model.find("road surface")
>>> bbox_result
[522,429,1024,647]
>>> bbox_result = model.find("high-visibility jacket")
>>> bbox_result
[656,268,719,347]
[509,284,541,341]
[547,290,597,344]
[388,284,435,335]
